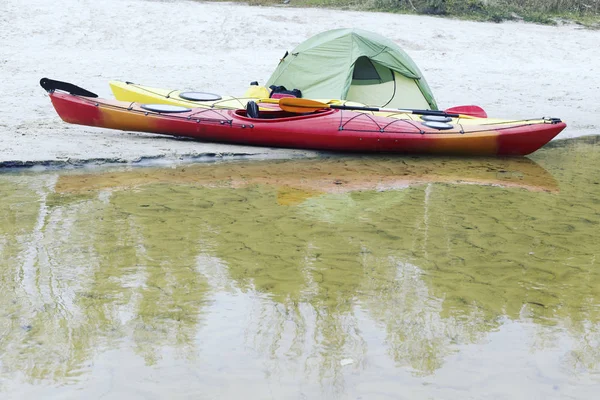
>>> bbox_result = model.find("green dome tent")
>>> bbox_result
[266,28,438,110]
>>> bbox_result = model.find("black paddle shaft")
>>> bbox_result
[39,77,98,98]
[329,104,459,118]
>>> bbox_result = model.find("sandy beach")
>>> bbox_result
[1,0,598,166]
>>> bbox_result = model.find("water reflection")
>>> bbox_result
[1,139,599,397]
[54,155,560,196]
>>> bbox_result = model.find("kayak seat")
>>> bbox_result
[271,93,296,99]
[246,101,260,119]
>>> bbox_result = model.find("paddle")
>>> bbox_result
[40,77,98,98]
[444,105,487,118]
[278,98,461,117]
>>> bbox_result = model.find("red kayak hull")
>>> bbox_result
[48,92,566,156]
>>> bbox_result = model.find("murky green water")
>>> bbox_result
[1,137,599,399]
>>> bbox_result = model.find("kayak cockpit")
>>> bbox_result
[234,106,334,121]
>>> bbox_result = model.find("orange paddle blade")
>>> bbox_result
[278,98,330,113]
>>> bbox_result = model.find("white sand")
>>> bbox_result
[1,0,597,165]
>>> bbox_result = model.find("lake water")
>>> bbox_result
[1,136,599,399]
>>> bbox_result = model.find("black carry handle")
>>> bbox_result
[39,77,98,98]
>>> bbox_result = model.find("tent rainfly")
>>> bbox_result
[266,28,438,110]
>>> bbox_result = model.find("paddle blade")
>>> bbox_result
[39,77,98,98]
[444,105,487,118]
[279,98,329,113]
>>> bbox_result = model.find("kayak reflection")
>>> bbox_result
[55,155,559,201]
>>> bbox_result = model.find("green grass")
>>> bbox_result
[234,0,600,27]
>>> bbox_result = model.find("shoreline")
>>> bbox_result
[0,134,597,171]
[2,0,598,165]
[0,149,322,170]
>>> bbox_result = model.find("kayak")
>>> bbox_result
[109,80,270,110]
[42,78,566,156]
[109,80,489,118]
[43,79,565,156]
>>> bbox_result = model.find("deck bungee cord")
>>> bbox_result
[74,91,562,136]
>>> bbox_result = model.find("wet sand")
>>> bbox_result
[1,0,598,166]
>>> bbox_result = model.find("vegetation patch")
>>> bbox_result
[232,0,600,27]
